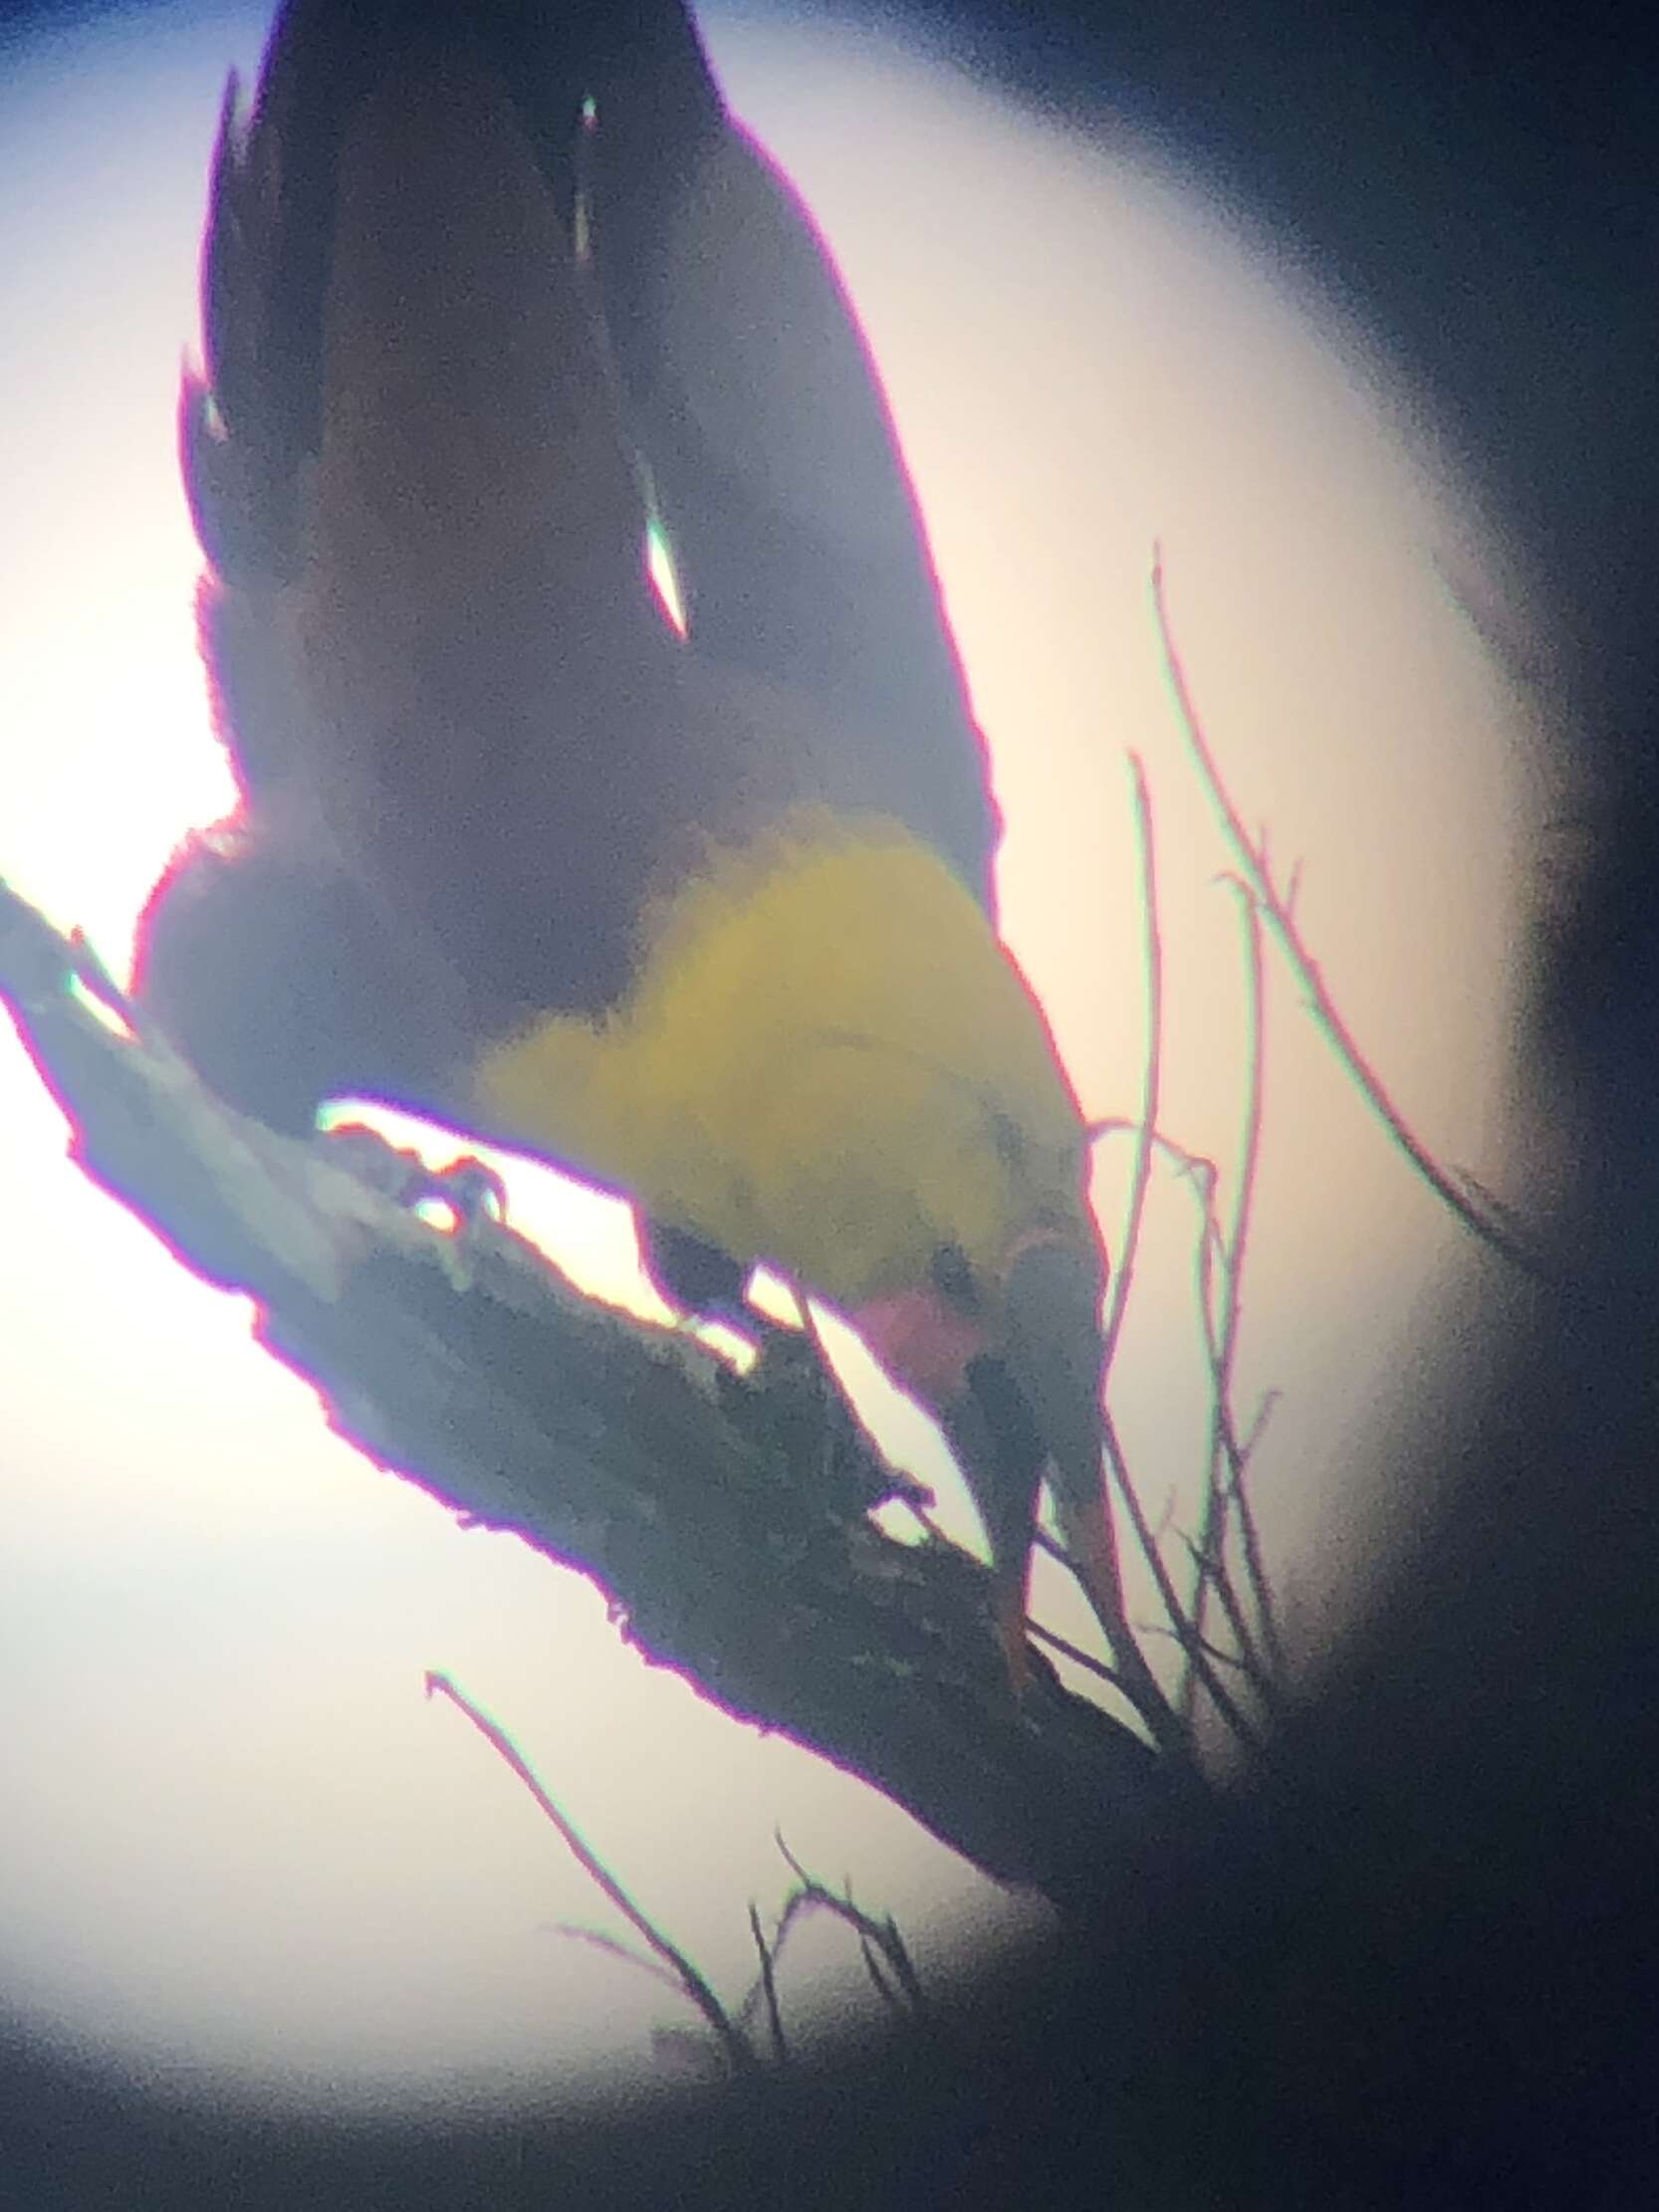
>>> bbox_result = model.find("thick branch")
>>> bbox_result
[0,879,1199,1916]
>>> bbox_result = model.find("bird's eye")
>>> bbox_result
[931,1242,979,1312]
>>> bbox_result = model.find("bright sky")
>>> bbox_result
[0,0,1540,2118]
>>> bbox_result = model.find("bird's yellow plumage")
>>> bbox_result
[470,807,1091,1309]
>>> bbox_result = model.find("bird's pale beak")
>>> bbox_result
[998,1236,1107,1506]
[856,1233,1116,1691]
[944,1235,1117,1690]
[999,1232,1124,1643]
[941,1353,1048,1691]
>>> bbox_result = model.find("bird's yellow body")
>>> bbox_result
[470,808,1091,1310]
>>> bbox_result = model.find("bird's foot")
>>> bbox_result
[724,1321,933,1521]
[321,1122,507,1291]
[67,927,140,1031]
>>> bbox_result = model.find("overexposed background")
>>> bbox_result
[0,0,1541,2117]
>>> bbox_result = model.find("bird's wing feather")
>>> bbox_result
[143,0,999,1113]
[584,68,1000,903]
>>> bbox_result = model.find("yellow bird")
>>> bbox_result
[134,0,1134,1699]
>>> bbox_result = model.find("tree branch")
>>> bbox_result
[0,876,1199,1918]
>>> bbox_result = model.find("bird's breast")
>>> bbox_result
[467,808,1091,1306]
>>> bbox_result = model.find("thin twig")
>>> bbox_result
[1099,1413,1262,1755]
[1151,550,1541,1280]
[1087,1105,1271,1729]
[548,1923,691,2000]
[857,1932,900,2012]
[1138,1621,1254,1673]
[427,1671,753,2074]
[1099,754,1162,1382]
[736,1886,814,2032]
[1177,1529,1269,1696]
[747,1902,788,2066]
[738,1853,921,2035]
[773,1836,925,2018]
[1225,1450,1282,1684]
[1079,758,1205,1759]
[1090,1106,1279,1710]
[1023,1595,1132,1694]
[1237,1390,1282,1462]
[1216,882,1265,1441]
[1193,1165,1224,1371]
[1183,880,1283,1707]
[1090,1122,1229,1281]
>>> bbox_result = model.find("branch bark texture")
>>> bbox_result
[1,879,1196,1916]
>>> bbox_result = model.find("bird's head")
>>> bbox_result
[849,1193,1113,1690]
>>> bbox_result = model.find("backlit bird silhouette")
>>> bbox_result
[134,0,1140,1704]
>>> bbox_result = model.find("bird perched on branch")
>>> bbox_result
[133,0,1141,1709]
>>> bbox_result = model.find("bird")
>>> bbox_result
[132,0,1144,1710]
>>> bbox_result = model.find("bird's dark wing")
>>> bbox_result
[153,0,677,1099]
[139,0,999,1134]
[579,23,1000,904]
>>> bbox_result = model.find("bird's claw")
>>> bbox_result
[67,928,140,1029]
[722,1324,924,1520]
[322,1122,507,1290]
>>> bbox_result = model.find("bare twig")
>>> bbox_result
[1024,1596,1131,1693]
[1089,1122,1230,1286]
[1224,1459,1281,1682]
[1216,882,1265,1445]
[1069,759,1208,1759]
[1238,1390,1282,1462]
[1100,1413,1262,1755]
[1086,1101,1271,1733]
[1088,1107,1281,1709]
[1177,1529,1268,1693]
[1100,755,1162,1383]
[547,1924,693,2002]
[1151,550,1541,1280]
[1182,879,1284,1712]
[426,1670,755,2075]
[736,1888,813,2033]
[773,1836,926,2019]
[1093,1104,1287,1713]
[747,1902,788,2066]
[1138,1621,1254,1673]
[856,1931,900,2012]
